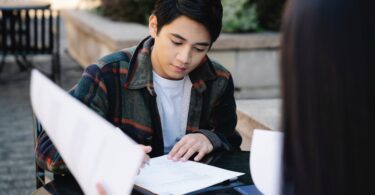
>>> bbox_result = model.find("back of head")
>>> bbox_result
[281,0,375,194]
[152,0,223,44]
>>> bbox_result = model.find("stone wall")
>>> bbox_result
[61,10,281,99]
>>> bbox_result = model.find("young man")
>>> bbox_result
[36,0,241,174]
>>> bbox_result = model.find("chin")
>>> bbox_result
[168,73,185,80]
[172,75,185,80]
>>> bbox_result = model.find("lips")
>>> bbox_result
[171,64,187,73]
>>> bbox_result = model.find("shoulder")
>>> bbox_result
[210,60,232,80]
[84,46,137,76]
[96,46,136,69]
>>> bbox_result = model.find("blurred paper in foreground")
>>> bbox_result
[250,129,283,195]
[30,70,143,195]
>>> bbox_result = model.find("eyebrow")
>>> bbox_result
[170,33,210,47]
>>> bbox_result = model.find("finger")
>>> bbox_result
[140,153,150,168]
[168,141,183,159]
[96,183,107,195]
[173,144,191,161]
[181,147,197,162]
[194,150,206,162]
[144,146,152,153]
[139,145,152,153]
[143,154,150,165]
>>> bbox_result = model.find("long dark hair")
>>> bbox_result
[281,0,375,194]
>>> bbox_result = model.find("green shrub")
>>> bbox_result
[222,0,286,32]
[97,0,155,24]
[222,0,259,33]
[96,0,286,32]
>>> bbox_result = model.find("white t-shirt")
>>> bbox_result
[152,71,192,153]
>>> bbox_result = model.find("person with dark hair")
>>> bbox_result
[35,0,241,176]
[281,0,375,194]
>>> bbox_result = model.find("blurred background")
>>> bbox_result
[0,0,285,194]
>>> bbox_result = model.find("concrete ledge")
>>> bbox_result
[214,33,280,50]
[61,10,149,66]
[61,10,280,52]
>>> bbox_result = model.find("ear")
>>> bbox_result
[149,15,158,38]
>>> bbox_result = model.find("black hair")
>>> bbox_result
[152,0,223,44]
[281,0,375,194]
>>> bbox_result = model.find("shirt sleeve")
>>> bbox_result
[196,75,242,151]
[35,120,69,174]
[35,64,109,174]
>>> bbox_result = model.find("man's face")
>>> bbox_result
[149,15,211,80]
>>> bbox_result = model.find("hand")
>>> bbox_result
[96,145,152,195]
[96,144,152,195]
[139,144,152,168]
[168,133,213,162]
[96,183,107,195]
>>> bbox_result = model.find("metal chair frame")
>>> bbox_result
[0,5,60,83]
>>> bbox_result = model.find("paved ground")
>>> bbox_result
[0,23,84,194]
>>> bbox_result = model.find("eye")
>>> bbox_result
[194,47,205,52]
[171,40,182,45]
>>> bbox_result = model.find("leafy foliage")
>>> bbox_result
[98,0,155,24]
[96,0,286,32]
[222,0,259,33]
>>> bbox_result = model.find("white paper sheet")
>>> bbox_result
[134,155,244,195]
[250,129,284,195]
[30,70,144,195]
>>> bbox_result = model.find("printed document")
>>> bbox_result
[30,70,143,195]
[135,155,244,194]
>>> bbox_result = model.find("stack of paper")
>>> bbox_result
[135,155,244,194]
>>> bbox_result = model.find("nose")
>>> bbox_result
[176,46,192,65]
